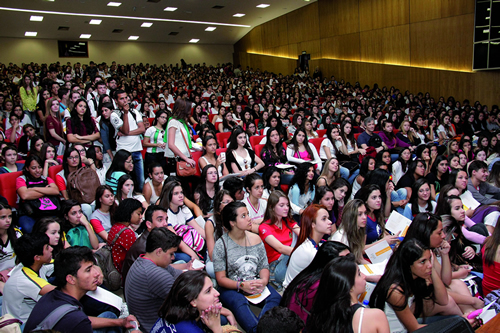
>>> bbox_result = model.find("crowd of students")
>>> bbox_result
[0,59,499,332]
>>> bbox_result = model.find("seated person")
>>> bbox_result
[467,160,500,206]
[223,176,245,201]
[125,228,184,332]
[24,247,140,333]
[0,144,23,174]
[356,117,388,154]
[256,306,304,333]
[2,233,55,323]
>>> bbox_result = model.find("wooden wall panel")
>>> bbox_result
[409,0,441,23]
[287,2,320,44]
[318,0,359,38]
[472,71,500,107]
[408,67,441,98]
[360,25,410,65]
[298,40,321,59]
[288,44,299,58]
[441,0,475,18]
[359,0,409,31]
[410,14,474,71]
[321,33,361,61]
[438,71,475,102]
[261,15,288,50]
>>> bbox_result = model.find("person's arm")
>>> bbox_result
[187,218,206,239]
[205,221,216,261]
[167,126,195,166]
[142,135,161,148]
[90,218,109,242]
[39,284,56,295]
[388,286,425,332]
[252,155,265,172]
[184,197,203,218]
[467,182,499,205]
[288,185,303,215]
[262,234,294,255]
[32,182,60,196]
[9,126,18,143]
[48,128,66,144]
[286,146,304,164]
[142,182,152,204]
[309,142,323,171]
[89,315,139,330]
[81,215,100,249]
[73,131,101,143]
[323,140,333,159]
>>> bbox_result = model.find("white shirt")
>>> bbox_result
[319,138,336,159]
[165,119,191,158]
[145,126,166,154]
[284,239,317,288]
[243,197,267,222]
[110,110,143,152]
[167,206,194,227]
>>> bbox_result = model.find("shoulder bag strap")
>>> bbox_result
[221,234,228,273]
[110,226,128,246]
[179,126,192,159]
[33,304,80,330]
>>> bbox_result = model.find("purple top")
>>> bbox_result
[378,131,411,149]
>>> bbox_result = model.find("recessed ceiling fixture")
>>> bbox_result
[141,22,153,27]
[164,7,177,11]
[256,4,270,8]
[25,31,37,36]
[89,19,102,25]
[128,35,139,40]
[189,39,199,43]
[80,34,91,38]
[30,15,43,21]
[107,2,121,6]
[205,27,216,31]
[233,13,245,17]
[0,7,251,28]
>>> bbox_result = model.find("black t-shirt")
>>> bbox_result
[24,289,92,333]
[425,172,448,194]
[396,172,415,189]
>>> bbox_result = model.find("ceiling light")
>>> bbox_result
[205,27,216,31]
[128,35,139,40]
[164,7,177,11]
[256,4,270,8]
[233,13,245,17]
[80,34,91,38]
[141,22,153,27]
[189,39,199,43]
[107,2,121,6]
[0,7,251,28]
[89,19,102,25]
[25,31,37,37]
[30,15,44,21]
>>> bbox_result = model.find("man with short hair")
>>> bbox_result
[124,228,183,332]
[467,160,500,206]
[111,90,145,190]
[24,247,140,333]
[51,81,60,98]
[357,117,387,153]
[2,234,55,323]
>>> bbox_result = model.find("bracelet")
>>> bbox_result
[236,279,240,292]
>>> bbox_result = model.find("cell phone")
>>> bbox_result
[130,321,138,330]
[220,152,226,162]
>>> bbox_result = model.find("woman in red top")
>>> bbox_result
[482,220,500,296]
[44,97,66,149]
[259,191,300,290]
[66,99,100,147]
[107,198,143,274]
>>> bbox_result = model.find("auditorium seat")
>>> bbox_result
[309,138,323,153]
[0,171,23,208]
[317,129,327,137]
[249,135,265,148]
[254,144,264,158]
[192,151,203,177]
[48,165,63,182]
[216,132,231,148]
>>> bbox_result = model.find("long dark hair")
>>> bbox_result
[339,120,356,148]
[32,216,65,257]
[0,202,18,255]
[369,238,433,319]
[289,128,315,160]
[354,184,385,237]
[106,150,132,180]
[409,178,434,216]
[307,254,359,333]
[405,212,441,249]
[158,270,210,323]
[22,155,44,180]
[262,166,281,192]
[362,168,390,204]
[289,162,314,195]
[63,145,82,180]
[212,189,232,240]
[69,98,95,136]
[280,241,350,310]
[194,165,220,215]
[262,127,286,163]
[226,126,250,153]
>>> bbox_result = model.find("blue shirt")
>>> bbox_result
[366,215,382,244]
[150,318,205,333]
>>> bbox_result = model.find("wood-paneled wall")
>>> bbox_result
[234,0,500,106]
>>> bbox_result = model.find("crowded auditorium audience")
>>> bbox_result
[0,59,499,332]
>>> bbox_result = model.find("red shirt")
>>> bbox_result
[107,223,136,274]
[482,246,500,296]
[259,218,297,263]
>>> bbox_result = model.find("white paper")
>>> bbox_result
[86,286,123,310]
[479,301,497,324]
[365,240,393,264]
[192,259,205,269]
[245,286,270,304]
[195,215,206,229]
[385,211,412,237]
[461,191,480,210]
[359,259,388,276]
[358,282,376,303]
[275,164,295,170]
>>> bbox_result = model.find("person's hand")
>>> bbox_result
[455,265,472,279]
[226,311,237,326]
[200,303,222,332]
[117,131,124,137]
[185,158,196,167]
[395,199,408,207]
[121,315,139,329]
[240,280,259,295]
[358,148,366,155]
[386,181,395,194]
[94,265,104,285]
[123,103,130,113]
[463,246,476,260]
[431,150,438,159]
[383,232,400,245]
[438,240,451,255]
[472,297,484,309]
[375,146,383,153]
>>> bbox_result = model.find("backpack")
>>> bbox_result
[93,227,127,291]
[31,304,80,331]
[67,167,101,204]
[0,314,22,333]
[173,224,205,253]
[18,176,60,217]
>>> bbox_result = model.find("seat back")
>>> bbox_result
[249,135,265,148]
[309,138,323,153]
[216,132,231,148]
[0,171,23,208]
